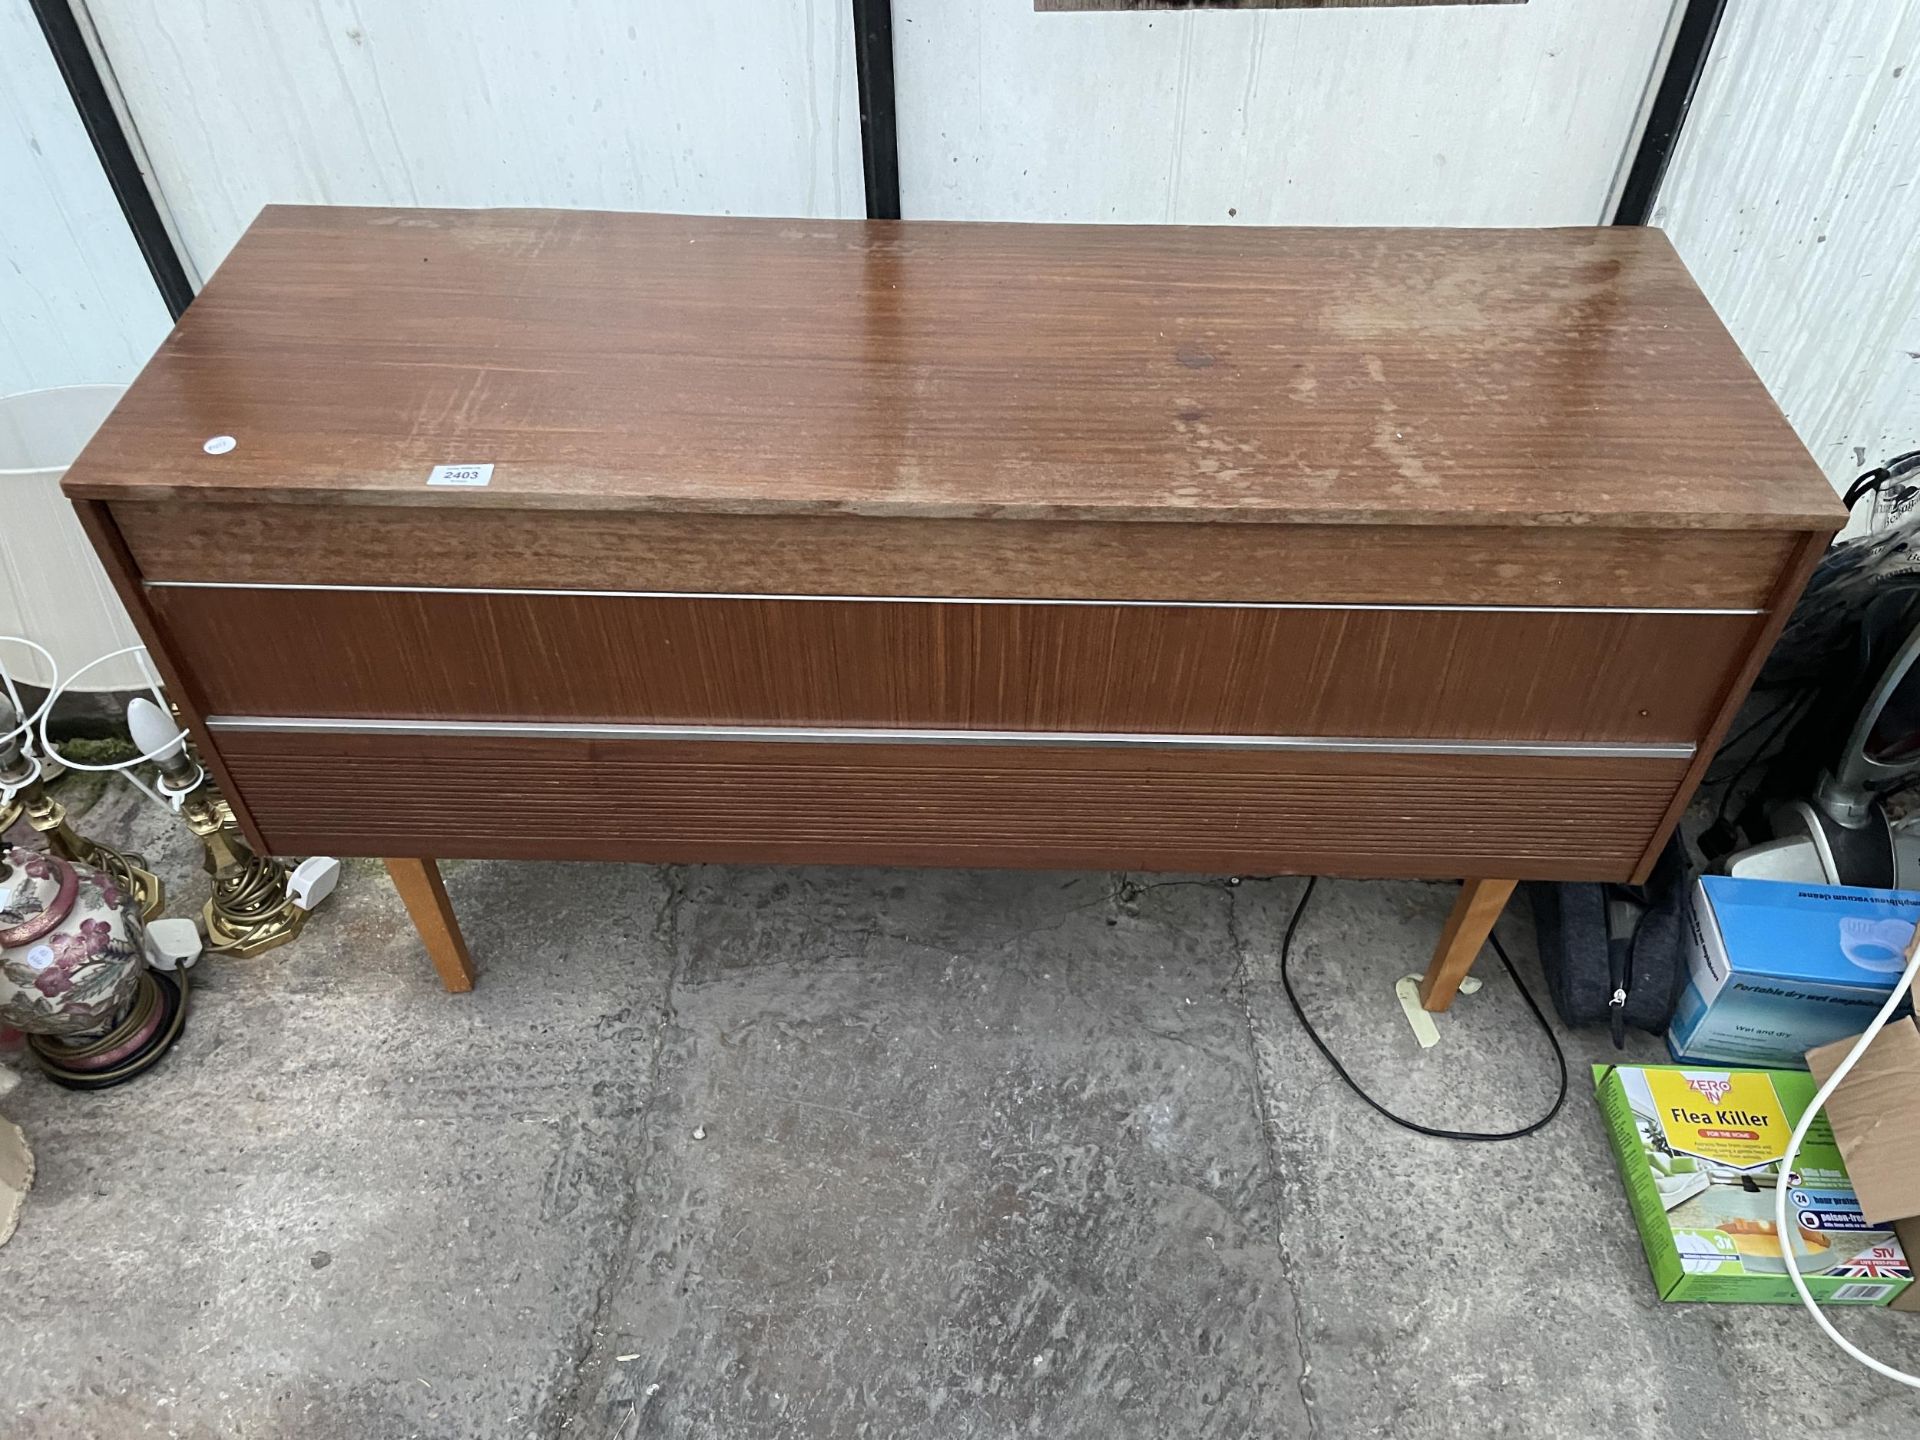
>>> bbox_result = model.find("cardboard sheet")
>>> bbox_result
[1807,1012,1920,1313]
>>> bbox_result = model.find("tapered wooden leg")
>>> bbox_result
[384,858,475,993]
[1419,878,1517,1013]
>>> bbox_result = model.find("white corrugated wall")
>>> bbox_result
[1656,0,1920,506]
[893,0,1678,225]
[73,0,867,279]
[0,0,169,686]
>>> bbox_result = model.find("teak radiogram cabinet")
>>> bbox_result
[61,208,1844,997]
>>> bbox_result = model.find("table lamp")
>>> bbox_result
[126,697,330,956]
[0,660,161,922]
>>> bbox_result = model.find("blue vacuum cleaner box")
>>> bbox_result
[1669,877,1918,1068]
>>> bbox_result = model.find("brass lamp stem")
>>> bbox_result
[161,755,307,958]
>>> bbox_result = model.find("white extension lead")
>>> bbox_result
[1776,935,1920,1390]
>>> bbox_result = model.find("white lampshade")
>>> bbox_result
[0,384,145,690]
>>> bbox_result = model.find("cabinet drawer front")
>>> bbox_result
[216,727,1689,883]
[148,585,1753,744]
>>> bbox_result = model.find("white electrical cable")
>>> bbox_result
[0,636,58,749]
[35,644,183,807]
[1777,936,1920,1389]
[0,638,58,805]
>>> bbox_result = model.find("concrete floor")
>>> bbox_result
[3,777,1916,1438]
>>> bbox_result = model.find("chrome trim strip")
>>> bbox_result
[204,714,1697,761]
[146,580,1759,617]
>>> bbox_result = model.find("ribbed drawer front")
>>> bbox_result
[148,586,1754,744]
[217,728,1689,883]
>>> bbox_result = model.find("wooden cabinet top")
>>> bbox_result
[65,206,1840,531]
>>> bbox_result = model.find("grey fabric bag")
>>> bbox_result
[1527,836,1691,1047]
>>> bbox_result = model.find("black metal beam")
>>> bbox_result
[851,0,901,220]
[29,0,195,318]
[1612,0,1728,226]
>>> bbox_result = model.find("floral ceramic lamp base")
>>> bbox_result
[0,846,187,1089]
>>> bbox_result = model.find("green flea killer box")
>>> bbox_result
[1594,1063,1913,1305]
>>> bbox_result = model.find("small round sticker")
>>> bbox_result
[203,434,237,455]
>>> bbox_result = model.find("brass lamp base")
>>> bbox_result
[48,829,165,924]
[184,795,308,957]
[203,857,309,957]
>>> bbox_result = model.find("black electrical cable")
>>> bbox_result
[1702,686,1805,786]
[1277,876,1568,1142]
[1707,686,1816,835]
